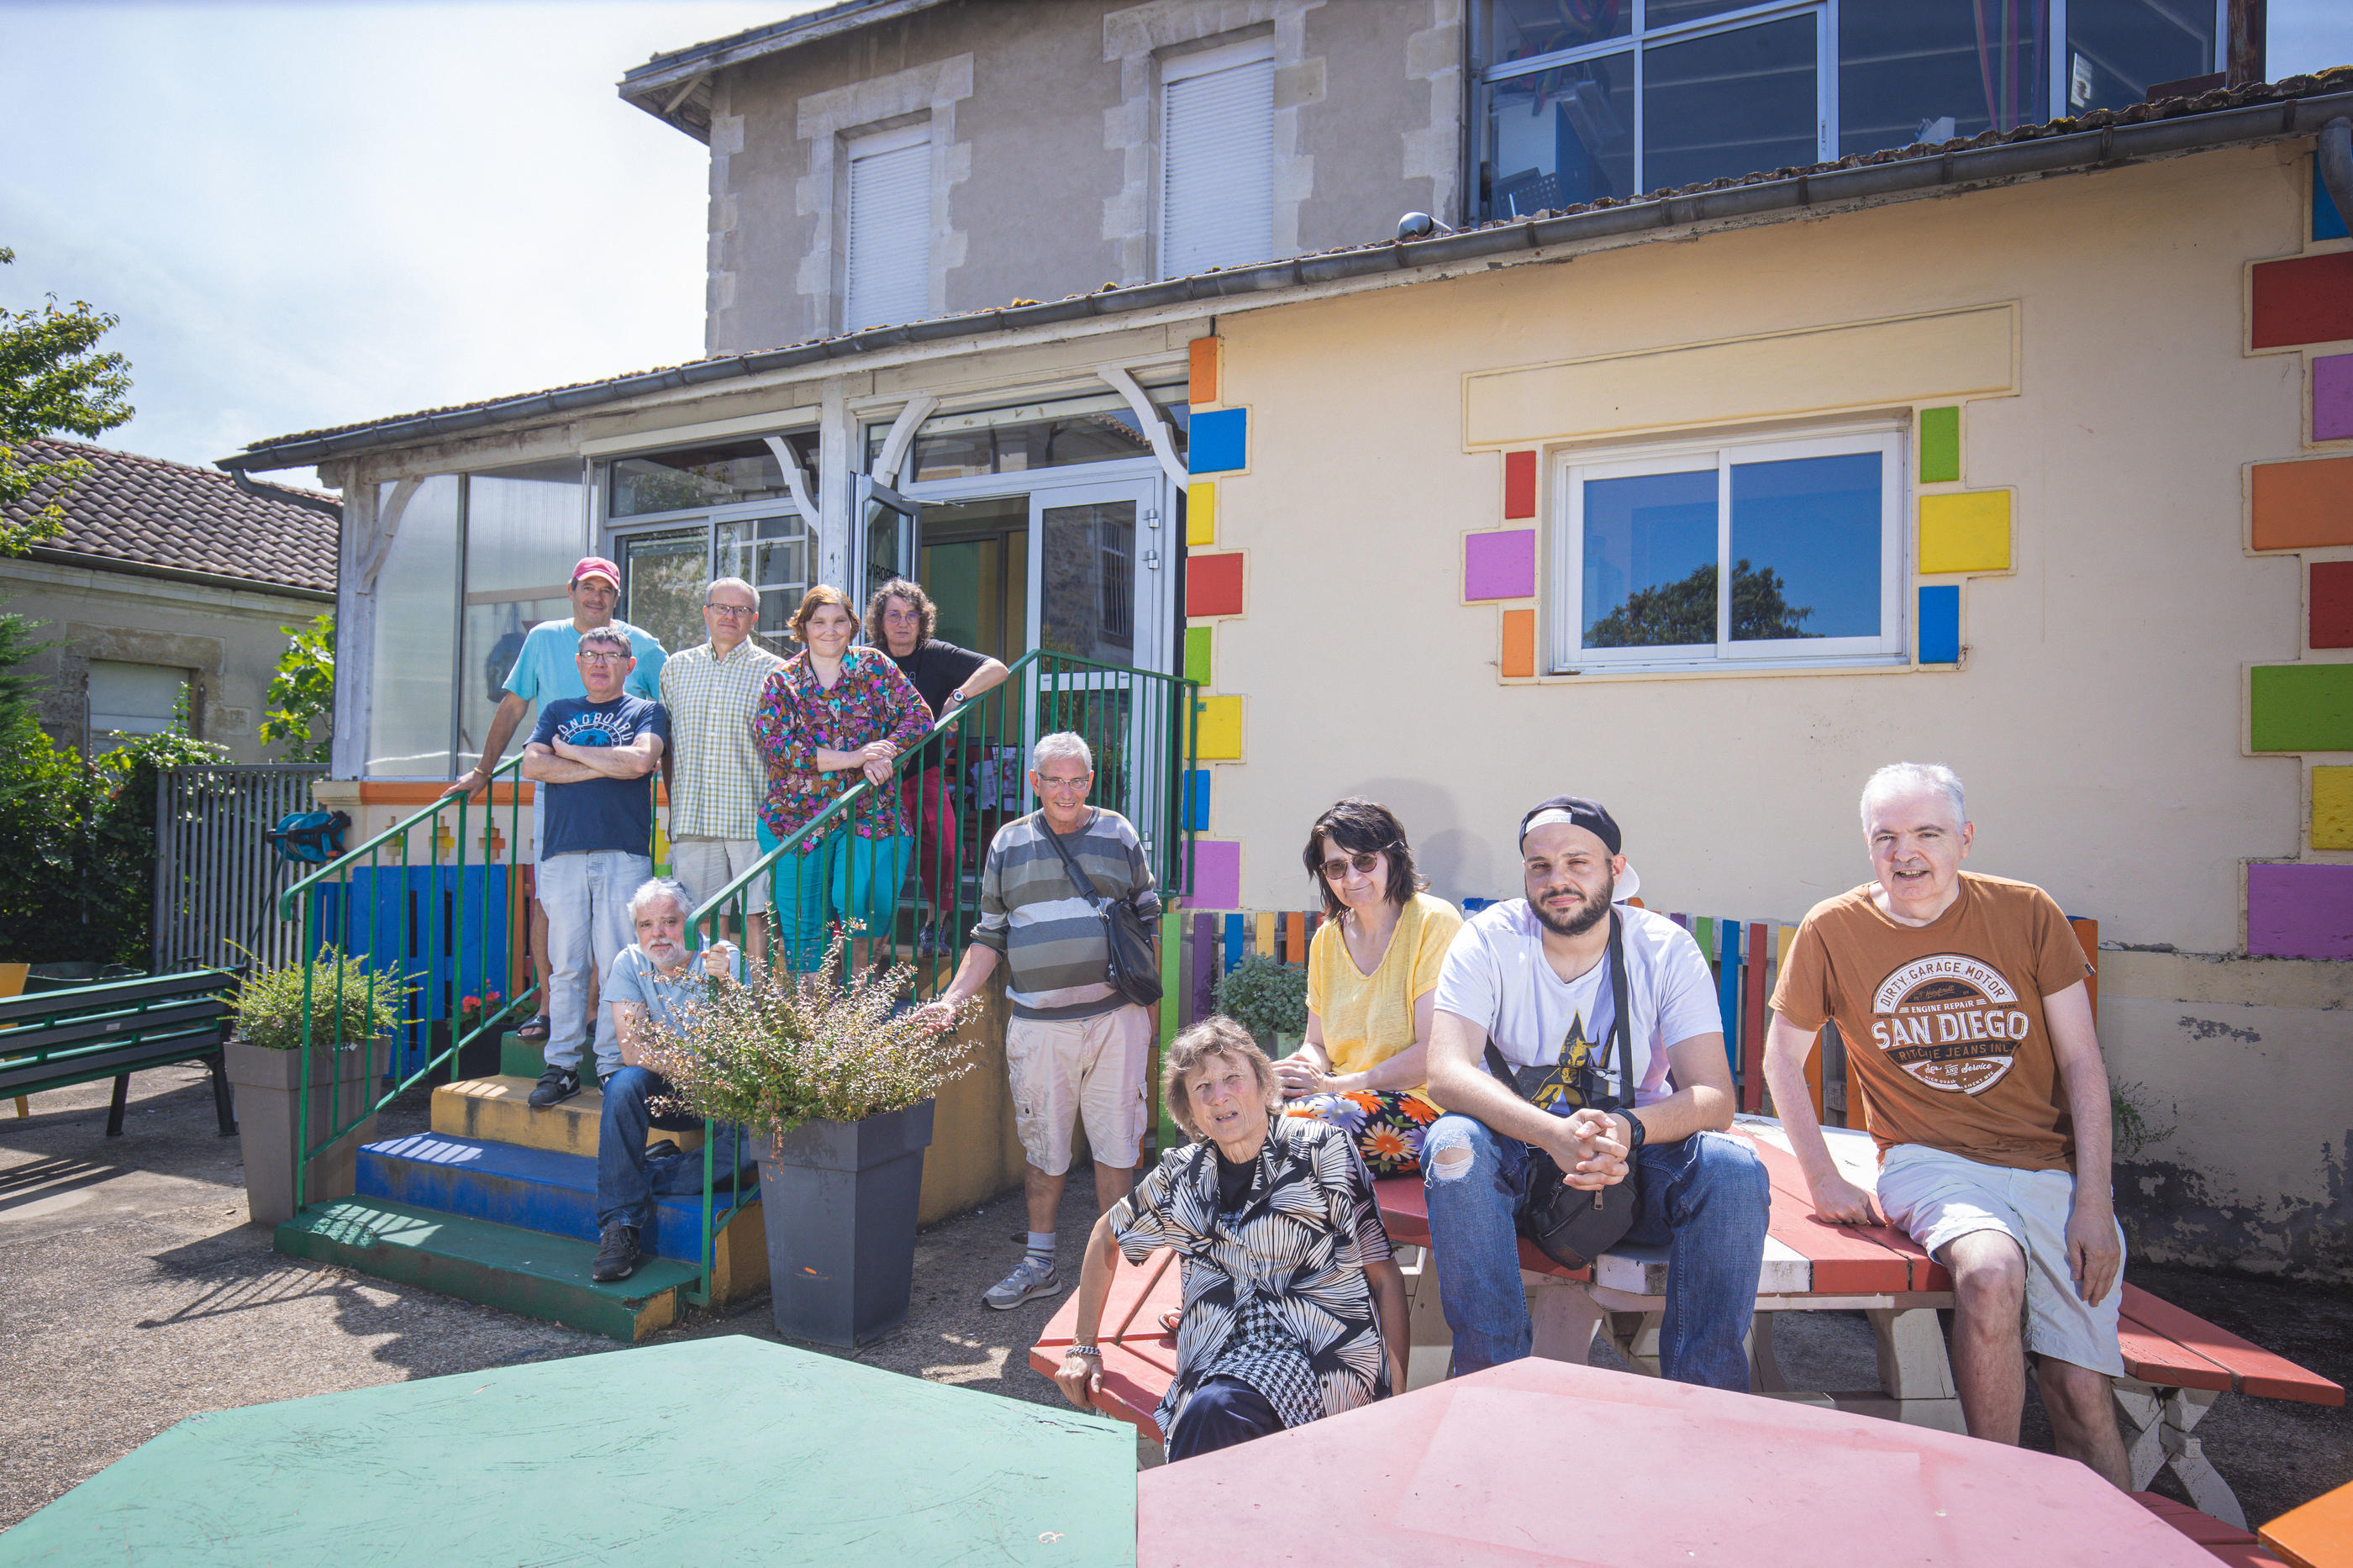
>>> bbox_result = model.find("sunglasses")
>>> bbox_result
[1318,850,1390,881]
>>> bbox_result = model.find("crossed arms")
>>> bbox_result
[521,731,665,784]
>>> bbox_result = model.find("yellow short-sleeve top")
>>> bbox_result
[1305,891,1465,1093]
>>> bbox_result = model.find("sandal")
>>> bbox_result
[1160,1309,1181,1335]
[516,1014,550,1040]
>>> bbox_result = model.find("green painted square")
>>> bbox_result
[1185,624,1213,687]
[2250,664,2353,752]
[1919,407,1961,485]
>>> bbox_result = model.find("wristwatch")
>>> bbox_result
[1620,1111,1648,1151]
[946,687,967,707]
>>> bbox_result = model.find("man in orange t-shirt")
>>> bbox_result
[1764,762,2128,1488]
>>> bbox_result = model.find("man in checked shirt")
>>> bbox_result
[659,576,785,957]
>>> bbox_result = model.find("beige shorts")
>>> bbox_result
[1005,1004,1153,1176]
[1877,1143,2126,1376]
[667,835,771,915]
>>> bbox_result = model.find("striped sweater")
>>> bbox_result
[971,808,1161,1018]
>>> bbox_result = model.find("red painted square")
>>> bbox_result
[2251,252,2353,350]
[2314,560,2353,649]
[1503,450,1537,518]
[1187,551,1245,618]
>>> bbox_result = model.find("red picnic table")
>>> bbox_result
[1134,1355,2225,1567]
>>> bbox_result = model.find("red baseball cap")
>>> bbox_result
[571,556,621,588]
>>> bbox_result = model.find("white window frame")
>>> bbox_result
[1550,424,1906,675]
[1155,34,1277,282]
[843,120,934,335]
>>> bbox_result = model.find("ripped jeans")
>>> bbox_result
[1420,1113,1770,1389]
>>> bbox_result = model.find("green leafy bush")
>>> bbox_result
[1213,953,1308,1048]
[637,933,982,1144]
[232,947,407,1050]
[260,613,334,764]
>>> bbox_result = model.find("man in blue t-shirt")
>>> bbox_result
[441,556,667,1043]
[520,624,671,1107]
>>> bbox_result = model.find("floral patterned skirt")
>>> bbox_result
[1281,1089,1440,1179]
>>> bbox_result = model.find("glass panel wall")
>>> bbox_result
[366,476,461,777]
[456,460,581,775]
[872,385,1188,485]
[619,529,710,660]
[2065,0,2219,114]
[609,432,817,520]
[714,513,813,651]
[1840,2,2048,155]
[1642,13,1819,193]
[1039,499,1139,665]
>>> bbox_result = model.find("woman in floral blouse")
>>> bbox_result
[751,585,933,971]
[1051,1016,1408,1460]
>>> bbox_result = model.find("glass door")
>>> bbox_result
[855,476,921,609]
[615,527,708,659]
[714,508,814,653]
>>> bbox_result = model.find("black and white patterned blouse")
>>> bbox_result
[1110,1111,1393,1439]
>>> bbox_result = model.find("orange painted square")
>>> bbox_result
[1503,450,1537,518]
[2251,455,2353,550]
[1501,608,1536,677]
[1187,551,1245,618]
[1187,336,1219,405]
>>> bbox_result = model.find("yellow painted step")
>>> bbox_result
[430,1076,705,1159]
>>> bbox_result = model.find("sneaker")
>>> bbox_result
[915,920,940,957]
[982,1255,1061,1310]
[528,1066,580,1108]
[591,1222,640,1282]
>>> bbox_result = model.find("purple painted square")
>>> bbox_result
[2316,354,2353,442]
[2247,862,2353,960]
[1465,529,1536,601]
[1187,839,1241,910]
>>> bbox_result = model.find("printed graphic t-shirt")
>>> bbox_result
[1431,900,1722,1113]
[529,695,670,858]
[1770,872,2094,1172]
[1306,892,1463,1101]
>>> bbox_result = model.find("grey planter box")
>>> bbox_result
[226,1034,390,1226]
[757,1099,935,1348]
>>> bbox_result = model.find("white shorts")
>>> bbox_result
[1005,1005,1153,1176]
[667,835,772,914]
[1877,1144,2125,1376]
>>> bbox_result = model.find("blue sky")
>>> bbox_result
[3,0,2350,478]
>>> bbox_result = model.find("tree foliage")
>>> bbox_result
[261,613,335,764]
[0,245,135,555]
[1585,559,1819,648]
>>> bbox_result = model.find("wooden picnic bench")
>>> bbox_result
[0,970,239,1138]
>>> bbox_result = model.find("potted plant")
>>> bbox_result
[640,932,980,1348]
[1214,952,1309,1058]
[226,947,404,1225]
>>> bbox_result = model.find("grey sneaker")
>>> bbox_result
[982,1255,1061,1310]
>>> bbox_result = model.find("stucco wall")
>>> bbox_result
[1193,141,2352,1277]
[0,557,328,765]
[703,0,1458,355]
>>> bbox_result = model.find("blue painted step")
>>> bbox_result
[357,1131,747,1264]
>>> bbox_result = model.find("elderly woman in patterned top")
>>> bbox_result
[1052,1016,1408,1460]
[750,584,932,972]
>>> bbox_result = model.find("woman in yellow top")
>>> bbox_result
[1276,799,1463,1178]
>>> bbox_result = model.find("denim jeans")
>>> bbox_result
[1421,1114,1771,1390]
[536,850,651,1077]
[595,1065,757,1234]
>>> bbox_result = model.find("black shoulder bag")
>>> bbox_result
[1039,814,1163,1009]
[1484,907,1642,1271]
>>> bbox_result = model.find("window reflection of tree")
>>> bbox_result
[1586,560,1818,648]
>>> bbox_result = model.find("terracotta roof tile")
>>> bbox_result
[4,437,338,595]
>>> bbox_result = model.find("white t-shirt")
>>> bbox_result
[1431,901,1722,1111]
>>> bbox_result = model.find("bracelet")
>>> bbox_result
[1064,1344,1102,1359]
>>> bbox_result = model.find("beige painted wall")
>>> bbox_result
[1200,142,2351,1276]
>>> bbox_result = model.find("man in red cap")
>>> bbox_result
[445,556,667,1043]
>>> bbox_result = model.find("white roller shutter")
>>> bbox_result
[1160,38,1275,280]
[87,660,187,736]
[845,124,932,334]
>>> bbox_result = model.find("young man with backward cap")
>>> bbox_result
[1421,796,1770,1387]
[1764,762,2129,1486]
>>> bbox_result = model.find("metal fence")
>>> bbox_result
[152,766,326,976]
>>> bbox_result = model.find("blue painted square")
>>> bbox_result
[2318,163,2349,242]
[1188,408,1248,474]
[1919,584,1961,665]
[1185,768,1211,830]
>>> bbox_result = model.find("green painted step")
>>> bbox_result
[276,1196,703,1343]
[497,1028,542,1080]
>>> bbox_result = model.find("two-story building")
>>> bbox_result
[224,0,2353,1281]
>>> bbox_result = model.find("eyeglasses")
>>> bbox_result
[704,602,755,618]
[1319,850,1389,881]
[1036,775,1092,793]
[579,651,629,665]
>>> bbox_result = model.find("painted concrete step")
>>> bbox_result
[357,1131,747,1264]
[430,1074,704,1158]
[275,1196,700,1342]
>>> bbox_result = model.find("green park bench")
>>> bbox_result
[0,970,239,1138]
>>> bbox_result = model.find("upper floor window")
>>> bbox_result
[1551,428,1903,673]
[1473,1,2222,221]
[1160,36,1275,279]
[845,124,932,333]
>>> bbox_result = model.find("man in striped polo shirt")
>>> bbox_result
[658,576,784,950]
[920,731,1161,1309]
